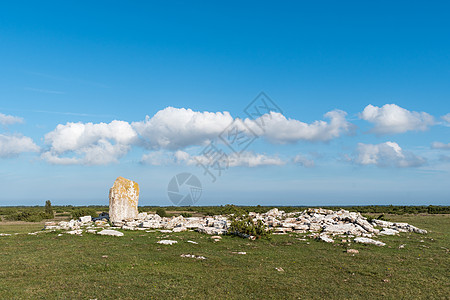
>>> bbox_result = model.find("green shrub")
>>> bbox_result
[5,211,50,222]
[229,216,272,239]
[180,212,192,218]
[220,204,247,216]
[71,208,98,219]
[156,208,167,218]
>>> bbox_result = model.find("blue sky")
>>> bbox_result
[1,1,449,206]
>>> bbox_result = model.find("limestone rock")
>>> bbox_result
[318,233,334,243]
[347,249,359,254]
[354,237,385,246]
[109,176,139,224]
[97,229,124,237]
[157,240,178,245]
[79,216,92,223]
[379,228,399,236]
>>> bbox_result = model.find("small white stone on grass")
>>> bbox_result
[97,230,124,237]
[67,230,83,235]
[157,240,178,245]
[187,240,198,244]
[318,233,334,243]
[180,254,206,260]
[172,226,187,232]
[354,237,385,246]
[379,228,399,236]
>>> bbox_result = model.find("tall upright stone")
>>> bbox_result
[109,176,139,224]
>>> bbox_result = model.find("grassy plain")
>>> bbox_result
[0,214,449,299]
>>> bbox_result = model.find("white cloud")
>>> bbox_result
[355,142,425,167]
[0,134,39,157]
[140,150,179,166]
[245,110,353,143]
[132,107,233,150]
[132,107,352,151]
[360,104,434,134]
[441,113,450,125]
[431,142,450,150]
[0,113,23,125]
[41,106,354,165]
[42,120,137,165]
[142,150,285,167]
[293,154,315,167]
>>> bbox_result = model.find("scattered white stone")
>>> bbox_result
[97,230,124,237]
[0,233,11,236]
[187,240,198,244]
[318,233,334,243]
[79,215,92,223]
[399,244,406,249]
[28,231,44,235]
[157,240,178,245]
[180,254,206,260]
[232,251,247,255]
[172,226,187,232]
[354,237,385,246]
[379,228,399,236]
[158,229,173,233]
[347,249,359,254]
[67,230,83,235]
[275,267,284,272]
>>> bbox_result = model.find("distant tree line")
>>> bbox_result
[1,204,449,222]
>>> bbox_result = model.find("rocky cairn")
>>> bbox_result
[44,207,427,246]
[109,176,139,224]
[41,177,428,244]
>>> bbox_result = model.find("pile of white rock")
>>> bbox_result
[43,207,427,246]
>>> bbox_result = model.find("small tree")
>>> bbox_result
[156,207,167,217]
[44,200,54,218]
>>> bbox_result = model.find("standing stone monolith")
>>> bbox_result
[109,176,139,224]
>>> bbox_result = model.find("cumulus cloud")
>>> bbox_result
[42,120,137,165]
[431,142,450,150]
[245,110,353,143]
[41,106,354,165]
[132,107,352,152]
[132,107,233,150]
[293,154,315,167]
[354,141,425,167]
[142,150,285,167]
[360,104,434,134]
[0,134,39,157]
[0,113,23,125]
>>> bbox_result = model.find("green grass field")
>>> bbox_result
[0,214,449,299]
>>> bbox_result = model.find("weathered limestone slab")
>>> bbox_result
[97,229,124,237]
[109,176,139,224]
[354,237,385,246]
